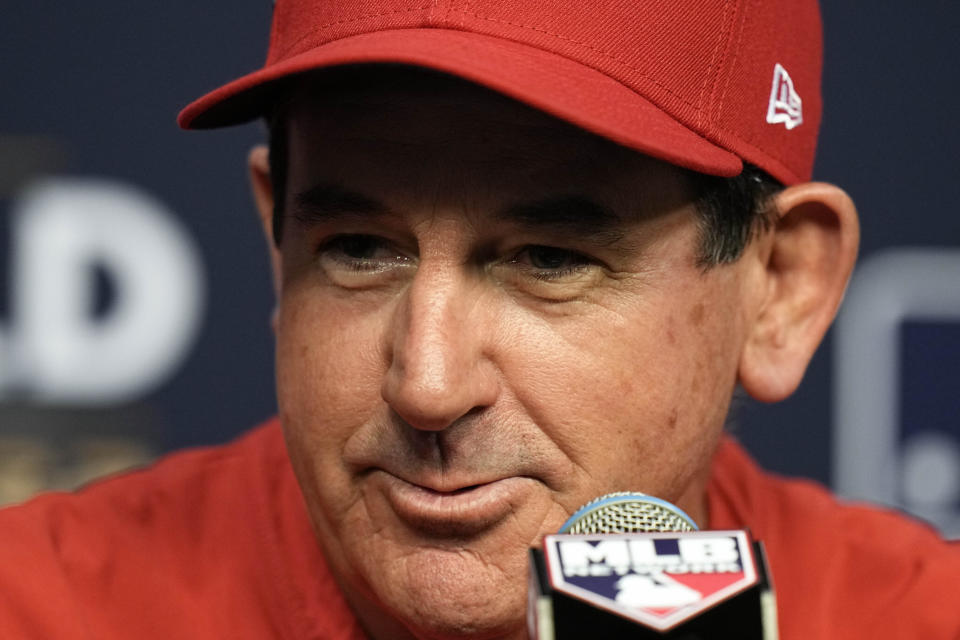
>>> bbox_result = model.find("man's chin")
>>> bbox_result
[358,544,529,640]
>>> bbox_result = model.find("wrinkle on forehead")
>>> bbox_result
[285,69,697,231]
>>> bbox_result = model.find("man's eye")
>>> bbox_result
[330,235,384,261]
[317,234,413,285]
[513,245,590,280]
[494,244,602,302]
[320,234,406,267]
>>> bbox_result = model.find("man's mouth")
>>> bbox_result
[372,470,535,537]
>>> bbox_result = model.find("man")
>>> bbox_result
[1,1,958,639]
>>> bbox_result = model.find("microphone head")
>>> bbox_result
[558,492,698,534]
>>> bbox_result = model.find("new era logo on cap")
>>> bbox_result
[767,63,803,130]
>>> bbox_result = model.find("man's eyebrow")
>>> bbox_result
[498,195,626,245]
[290,182,386,224]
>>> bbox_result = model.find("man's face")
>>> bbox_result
[269,74,757,639]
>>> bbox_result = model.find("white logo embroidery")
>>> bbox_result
[615,573,702,609]
[766,63,803,130]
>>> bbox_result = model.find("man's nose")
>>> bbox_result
[381,263,499,431]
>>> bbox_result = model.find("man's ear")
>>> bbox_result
[248,145,282,298]
[738,182,860,403]
[248,145,283,332]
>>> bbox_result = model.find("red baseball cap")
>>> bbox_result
[178,0,822,185]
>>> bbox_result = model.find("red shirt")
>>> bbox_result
[0,418,957,639]
[708,439,960,638]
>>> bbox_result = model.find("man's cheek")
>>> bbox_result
[278,309,383,385]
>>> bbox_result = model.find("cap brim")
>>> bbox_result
[178,28,742,177]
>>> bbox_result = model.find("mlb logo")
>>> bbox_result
[542,531,759,632]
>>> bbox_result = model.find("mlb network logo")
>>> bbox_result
[544,531,759,631]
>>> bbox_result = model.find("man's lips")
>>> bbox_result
[371,470,535,537]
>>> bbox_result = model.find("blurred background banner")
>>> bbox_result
[2,4,958,535]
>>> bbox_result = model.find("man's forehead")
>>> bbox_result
[280,66,697,226]
[284,66,631,157]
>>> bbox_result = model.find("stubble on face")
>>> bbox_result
[269,69,754,639]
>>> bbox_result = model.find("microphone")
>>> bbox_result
[527,493,778,639]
